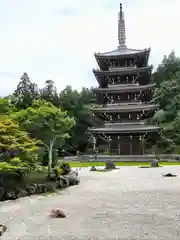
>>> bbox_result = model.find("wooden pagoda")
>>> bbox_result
[88,3,159,155]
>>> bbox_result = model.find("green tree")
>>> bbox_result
[59,86,95,153]
[12,72,39,109]
[0,115,39,173]
[153,51,180,87]
[151,51,180,153]
[40,80,60,107]
[0,97,16,114]
[13,100,75,177]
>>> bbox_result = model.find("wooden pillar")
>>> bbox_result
[92,135,96,151]
[118,144,121,155]
[118,136,121,155]
[108,136,112,153]
[130,135,132,155]
[139,135,144,155]
[142,134,145,155]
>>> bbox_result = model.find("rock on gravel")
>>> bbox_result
[1,166,180,239]
[0,224,7,236]
[50,209,66,218]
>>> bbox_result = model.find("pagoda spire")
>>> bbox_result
[118,3,126,47]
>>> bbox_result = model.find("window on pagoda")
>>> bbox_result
[108,59,129,69]
[108,75,124,86]
[103,60,110,70]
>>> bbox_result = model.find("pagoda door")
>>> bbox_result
[132,136,142,155]
[119,137,130,155]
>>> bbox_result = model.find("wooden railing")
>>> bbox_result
[86,149,143,155]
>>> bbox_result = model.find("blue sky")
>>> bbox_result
[0,0,179,96]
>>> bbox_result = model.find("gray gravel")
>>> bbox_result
[1,166,180,239]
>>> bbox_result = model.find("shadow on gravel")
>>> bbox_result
[163,173,177,177]
[139,166,163,168]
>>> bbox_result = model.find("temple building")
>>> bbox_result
[88,3,159,155]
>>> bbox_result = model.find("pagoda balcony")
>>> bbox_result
[91,103,157,113]
[95,89,154,105]
[104,121,145,126]
[92,83,155,94]
[94,67,152,87]
[95,110,155,122]
[93,65,152,76]
[88,123,159,134]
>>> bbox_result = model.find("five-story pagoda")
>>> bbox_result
[88,3,159,155]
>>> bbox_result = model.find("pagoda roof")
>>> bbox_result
[92,84,155,94]
[91,103,157,113]
[94,46,151,59]
[89,123,159,134]
[93,65,152,76]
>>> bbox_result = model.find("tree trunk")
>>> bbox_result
[48,141,53,178]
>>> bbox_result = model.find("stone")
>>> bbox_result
[163,173,177,177]
[16,188,28,198]
[65,171,79,186]
[59,178,64,188]
[90,166,97,171]
[54,180,60,189]
[59,176,70,188]
[37,184,45,193]
[105,161,116,170]
[63,178,70,188]
[5,190,17,200]
[44,183,55,192]
[25,184,37,195]
[61,163,71,175]
[76,176,80,184]
[50,209,66,218]
[0,224,7,236]
[151,159,159,168]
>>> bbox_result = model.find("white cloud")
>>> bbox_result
[0,0,179,96]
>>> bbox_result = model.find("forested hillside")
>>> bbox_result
[151,51,180,153]
[1,51,180,157]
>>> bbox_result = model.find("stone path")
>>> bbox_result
[1,166,180,239]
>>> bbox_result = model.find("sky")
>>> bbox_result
[0,0,179,96]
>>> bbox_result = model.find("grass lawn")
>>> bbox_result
[67,161,180,168]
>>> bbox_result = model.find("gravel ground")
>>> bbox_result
[1,166,180,240]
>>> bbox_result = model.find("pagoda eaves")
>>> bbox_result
[94,47,150,58]
[93,65,153,76]
[89,124,159,134]
[92,84,155,93]
[91,103,157,113]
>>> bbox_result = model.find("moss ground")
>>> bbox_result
[67,161,180,168]
[24,169,49,184]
